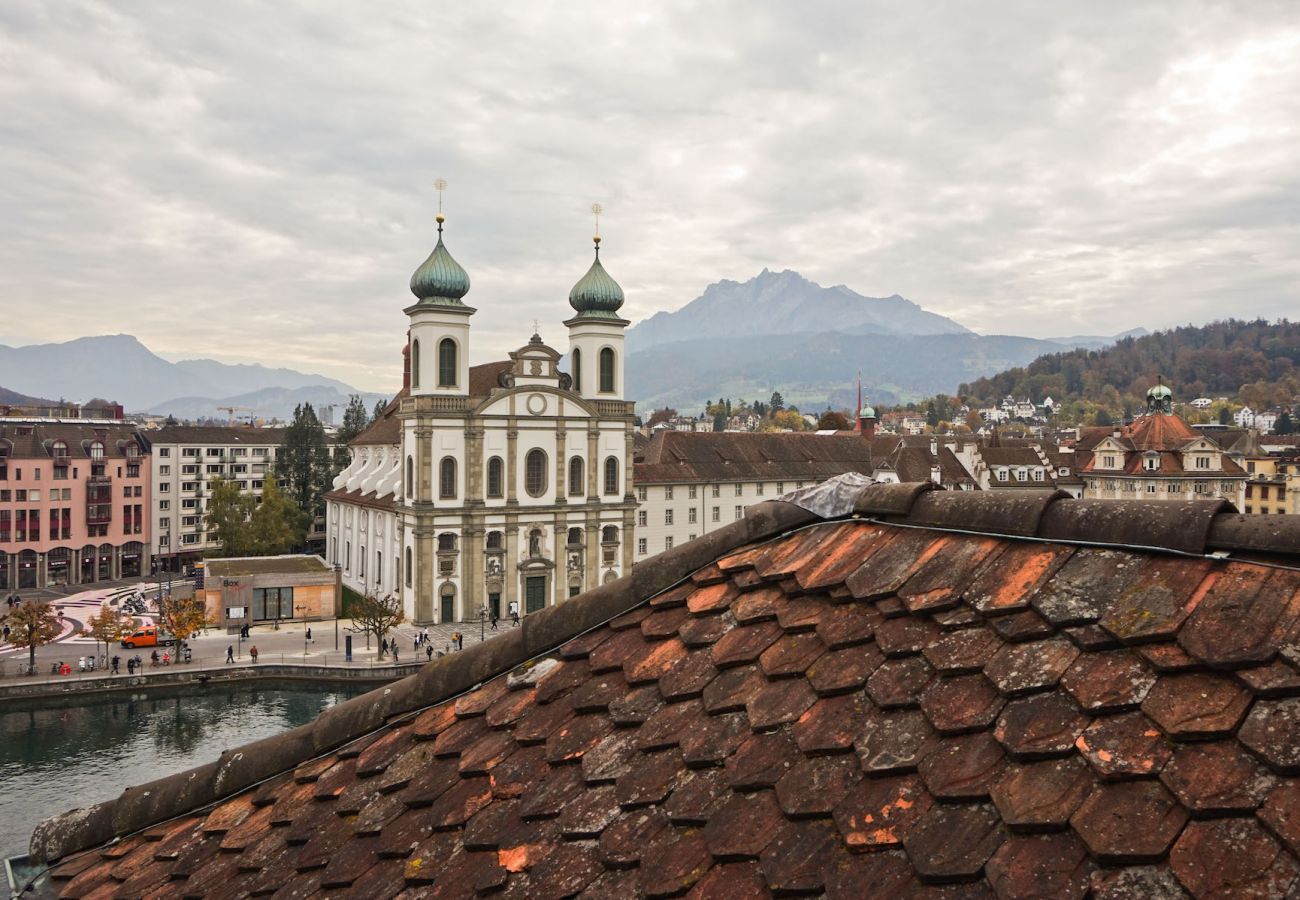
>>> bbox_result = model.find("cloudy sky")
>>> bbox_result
[2,1,1298,392]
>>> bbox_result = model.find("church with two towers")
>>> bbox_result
[325,208,637,625]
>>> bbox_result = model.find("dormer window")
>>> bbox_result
[1143,453,1160,471]
[1103,455,1116,468]
[90,441,105,461]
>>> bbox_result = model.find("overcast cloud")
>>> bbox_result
[2,1,1298,392]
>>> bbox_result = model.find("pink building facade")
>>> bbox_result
[0,422,151,591]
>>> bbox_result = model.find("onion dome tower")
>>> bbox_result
[1147,379,1173,415]
[566,204,629,401]
[405,182,473,397]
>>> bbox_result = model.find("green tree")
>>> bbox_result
[770,390,785,412]
[1218,406,1231,425]
[5,601,61,672]
[277,403,332,526]
[817,410,850,430]
[250,478,304,554]
[646,407,678,428]
[1276,411,1294,434]
[83,603,138,662]
[351,592,406,657]
[205,476,254,557]
[372,399,387,423]
[338,395,370,444]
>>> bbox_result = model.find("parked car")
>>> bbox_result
[120,626,176,649]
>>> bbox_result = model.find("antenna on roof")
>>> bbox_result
[434,178,448,231]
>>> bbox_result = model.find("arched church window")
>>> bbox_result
[602,525,618,544]
[438,533,457,552]
[487,457,504,498]
[603,457,619,495]
[439,456,457,499]
[438,338,457,387]
[568,457,584,496]
[411,340,420,389]
[571,348,582,392]
[486,530,503,550]
[525,449,547,497]
[599,347,615,393]
[567,527,583,546]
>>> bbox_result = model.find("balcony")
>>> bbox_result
[594,400,636,417]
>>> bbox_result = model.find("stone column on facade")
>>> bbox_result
[554,429,567,502]
[506,427,519,503]
[37,552,47,590]
[585,518,600,589]
[416,527,435,624]
[504,514,519,615]
[417,426,433,503]
[624,426,636,503]
[465,427,484,502]
[553,511,565,607]
[622,506,636,574]
[112,546,122,581]
[586,428,599,497]
[465,522,485,620]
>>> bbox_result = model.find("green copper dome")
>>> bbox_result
[862,406,877,419]
[409,217,471,305]
[568,238,624,317]
[1147,384,1172,399]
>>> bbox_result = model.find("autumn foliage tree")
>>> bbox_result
[84,603,138,661]
[157,595,212,644]
[5,601,62,672]
[351,593,406,657]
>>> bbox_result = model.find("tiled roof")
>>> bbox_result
[635,431,873,484]
[322,485,398,512]
[205,555,332,577]
[468,361,514,398]
[979,446,1044,467]
[349,389,408,446]
[0,422,147,459]
[30,486,1300,898]
[150,426,290,445]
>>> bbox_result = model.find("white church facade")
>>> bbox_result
[325,211,636,624]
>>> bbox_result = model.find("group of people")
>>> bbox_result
[224,645,259,663]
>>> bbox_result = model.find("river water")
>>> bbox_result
[0,681,372,861]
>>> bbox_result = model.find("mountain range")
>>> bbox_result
[624,270,1145,412]
[0,335,388,420]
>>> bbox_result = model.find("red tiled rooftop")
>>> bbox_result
[28,484,1300,898]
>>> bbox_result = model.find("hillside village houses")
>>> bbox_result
[325,213,636,626]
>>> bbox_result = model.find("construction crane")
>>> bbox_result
[217,405,253,426]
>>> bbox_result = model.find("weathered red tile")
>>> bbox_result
[994,692,1088,760]
[711,620,783,668]
[464,798,525,848]
[617,748,688,808]
[685,860,768,900]
[410,701,459,741]
[1099,558,1217,645]
[918,731,1007,800]
[923,627,1004,675]
[638,698,706,751]
[726,730,801,790]
[776,596,833,633]
[988,608,1057,643]
[832,773,933,851]
[807,642,884,696]
[486,686,539,728]
[460,727,519,775]
[589,627,651,674]
[528,840,604,898]
[626,637,689,685]
[824,850,917,899]
[686,580,738,616]
[1062,623,1123,651]
[702,790,785,859]
[932,605,982,629]
[658,650,719,702]
[456,675,511,717]
[731,584,784,623]
[730,568,767,591]
[690,563,728,587]
[920,673,1006,734]
[794,693,868,756]
[759,632,827,679]
[986,832,1095,900]
[1170,817,1298,899]
[313,758,359,801]
[664,766,731,825]
[352,730,411,779]
[545,713,616,766]
[991,755,1095,832]
[557,626,613,660]
[758,818,842,895]
[1070,780,1188,863]
[745,675,818,730]
[609,605,653,631]
[968,541,1076,616]
[700,664,763,715]
[641,604,693,640]
[866,656,935,709]
[984,637,1079,697]
[1029,548,1141,625]
[1076,711,1172,781]
[898,534,1003,613]
[639,832,712,898]
[1088,864,1192,899]
[490,745,549,798]
[1060,650,1157,713]
[1136,641,1202,672]
[845,530,949,600]
[580,728,641,785]
[873,616,942,658]
[756,522,854,580]
[855,708,938,774]
[555,785,622,839]
[1160,740,1274,814]
[567,671,628,713]
[427,775,493,830]
[681,711,751,767]
[1240,697,1300,774]
[598,807,671,869]
[519,764,586,820]
[796,523,893,591]
[512,696,577,745]
[1142,672,1253,739]
[608,684,664,725]
[903,802,1005,882]
[815,603,880,649]
[775,754,865,818]
[1259,780,1300,855]
[678,612,735,648]
[1238,660,1300,698]
[652,580,697,606]
[716,544,767,573]
[1178,563,1299,668]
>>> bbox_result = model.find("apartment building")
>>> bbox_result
[631,431,873,561]
[0,421,150,590]
[148,426,288,571]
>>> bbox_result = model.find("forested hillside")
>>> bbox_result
[958,320,1300,414]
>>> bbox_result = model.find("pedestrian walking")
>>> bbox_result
[509,601,520,626]
[226,645,235,664]
[249,645,259,664]
[381,638,389,656]
[392,645,400,663]
[150,650,159,667]
[306,627,312,643]
[126,657,135,674]
[111,656,120,675]
[490,609,498,631]
[426,644,433,661]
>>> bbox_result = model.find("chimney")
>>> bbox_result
[402,339,411,390]
[930,437,938,456]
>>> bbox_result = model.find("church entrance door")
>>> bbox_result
[440,584,455,623]
[525,576,546,614]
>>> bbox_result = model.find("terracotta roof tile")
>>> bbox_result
[35,503,1300,897]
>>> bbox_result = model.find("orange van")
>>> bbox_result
[120,626,175,649]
